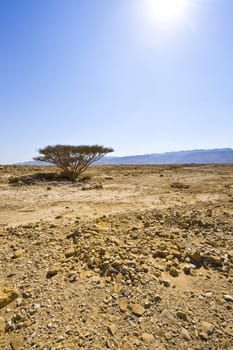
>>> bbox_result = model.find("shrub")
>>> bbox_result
[33,144,113,181]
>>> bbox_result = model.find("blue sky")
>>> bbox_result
[0,0,233,163]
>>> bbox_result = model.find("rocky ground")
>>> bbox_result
[0,164,232,349]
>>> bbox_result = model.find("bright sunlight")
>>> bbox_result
[133,0,196,46]
[147,0,189,24]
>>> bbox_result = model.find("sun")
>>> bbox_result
[143,0,190,27]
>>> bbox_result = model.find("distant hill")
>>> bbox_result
[97,148,233,165]
[18,148,233,166]
[17,160,51,166]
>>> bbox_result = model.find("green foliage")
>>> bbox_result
[34,144,114,181]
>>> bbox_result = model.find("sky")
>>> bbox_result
[0,0,233,163]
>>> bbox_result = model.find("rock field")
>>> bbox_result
[0,164,232,349]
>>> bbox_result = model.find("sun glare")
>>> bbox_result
[143,0,190,28]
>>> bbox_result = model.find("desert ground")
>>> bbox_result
[0,164,232,350]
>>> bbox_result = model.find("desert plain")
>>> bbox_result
[0,164,232,349]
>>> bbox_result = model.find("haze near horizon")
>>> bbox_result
[0,0,233,164]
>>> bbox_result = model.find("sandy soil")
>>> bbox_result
[0,164,230,227]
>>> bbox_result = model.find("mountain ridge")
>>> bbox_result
[17,148,233,165]
[97,148,233,164]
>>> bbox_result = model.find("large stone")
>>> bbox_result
[201,321,214,335]
[142,333,155,343]
[46,265,60,277]
[131,303,145,316]
[169,266,179,277]
[199,321,214,340]
[188,249,203,265]
[64,247,76,258]
[0,287,19,309]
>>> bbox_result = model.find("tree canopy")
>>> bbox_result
[34,144,114,180]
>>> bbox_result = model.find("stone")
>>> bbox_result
[12,249,25,259]
[160,309,177,324]
[121,341,135,350]
[0,287,19,309]
[165,332,173,340]
[172,250,182,258]
[181,328,191,341]
[176,311,188,321]
[183,264,192,275]
[199,332,209,341]
[119,299,128,312]
[201,321,214,335]
[162,280,171,287]
[222,265,229,272]
[64,247,76,258]
[122,290,130,297]
[16,298,23,307]
[46,265,60,277]
[142,333,155,343]
[188,250,203,265]
[131,303,145,316]
[169,266,179,277]
[171,182,189,189]
[154,294,162,302]
[107,324,117,336]
[223,295,233,302]
[153,250,169,258]
[224,325,233,336]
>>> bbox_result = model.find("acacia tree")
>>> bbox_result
[34,144,114,181]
